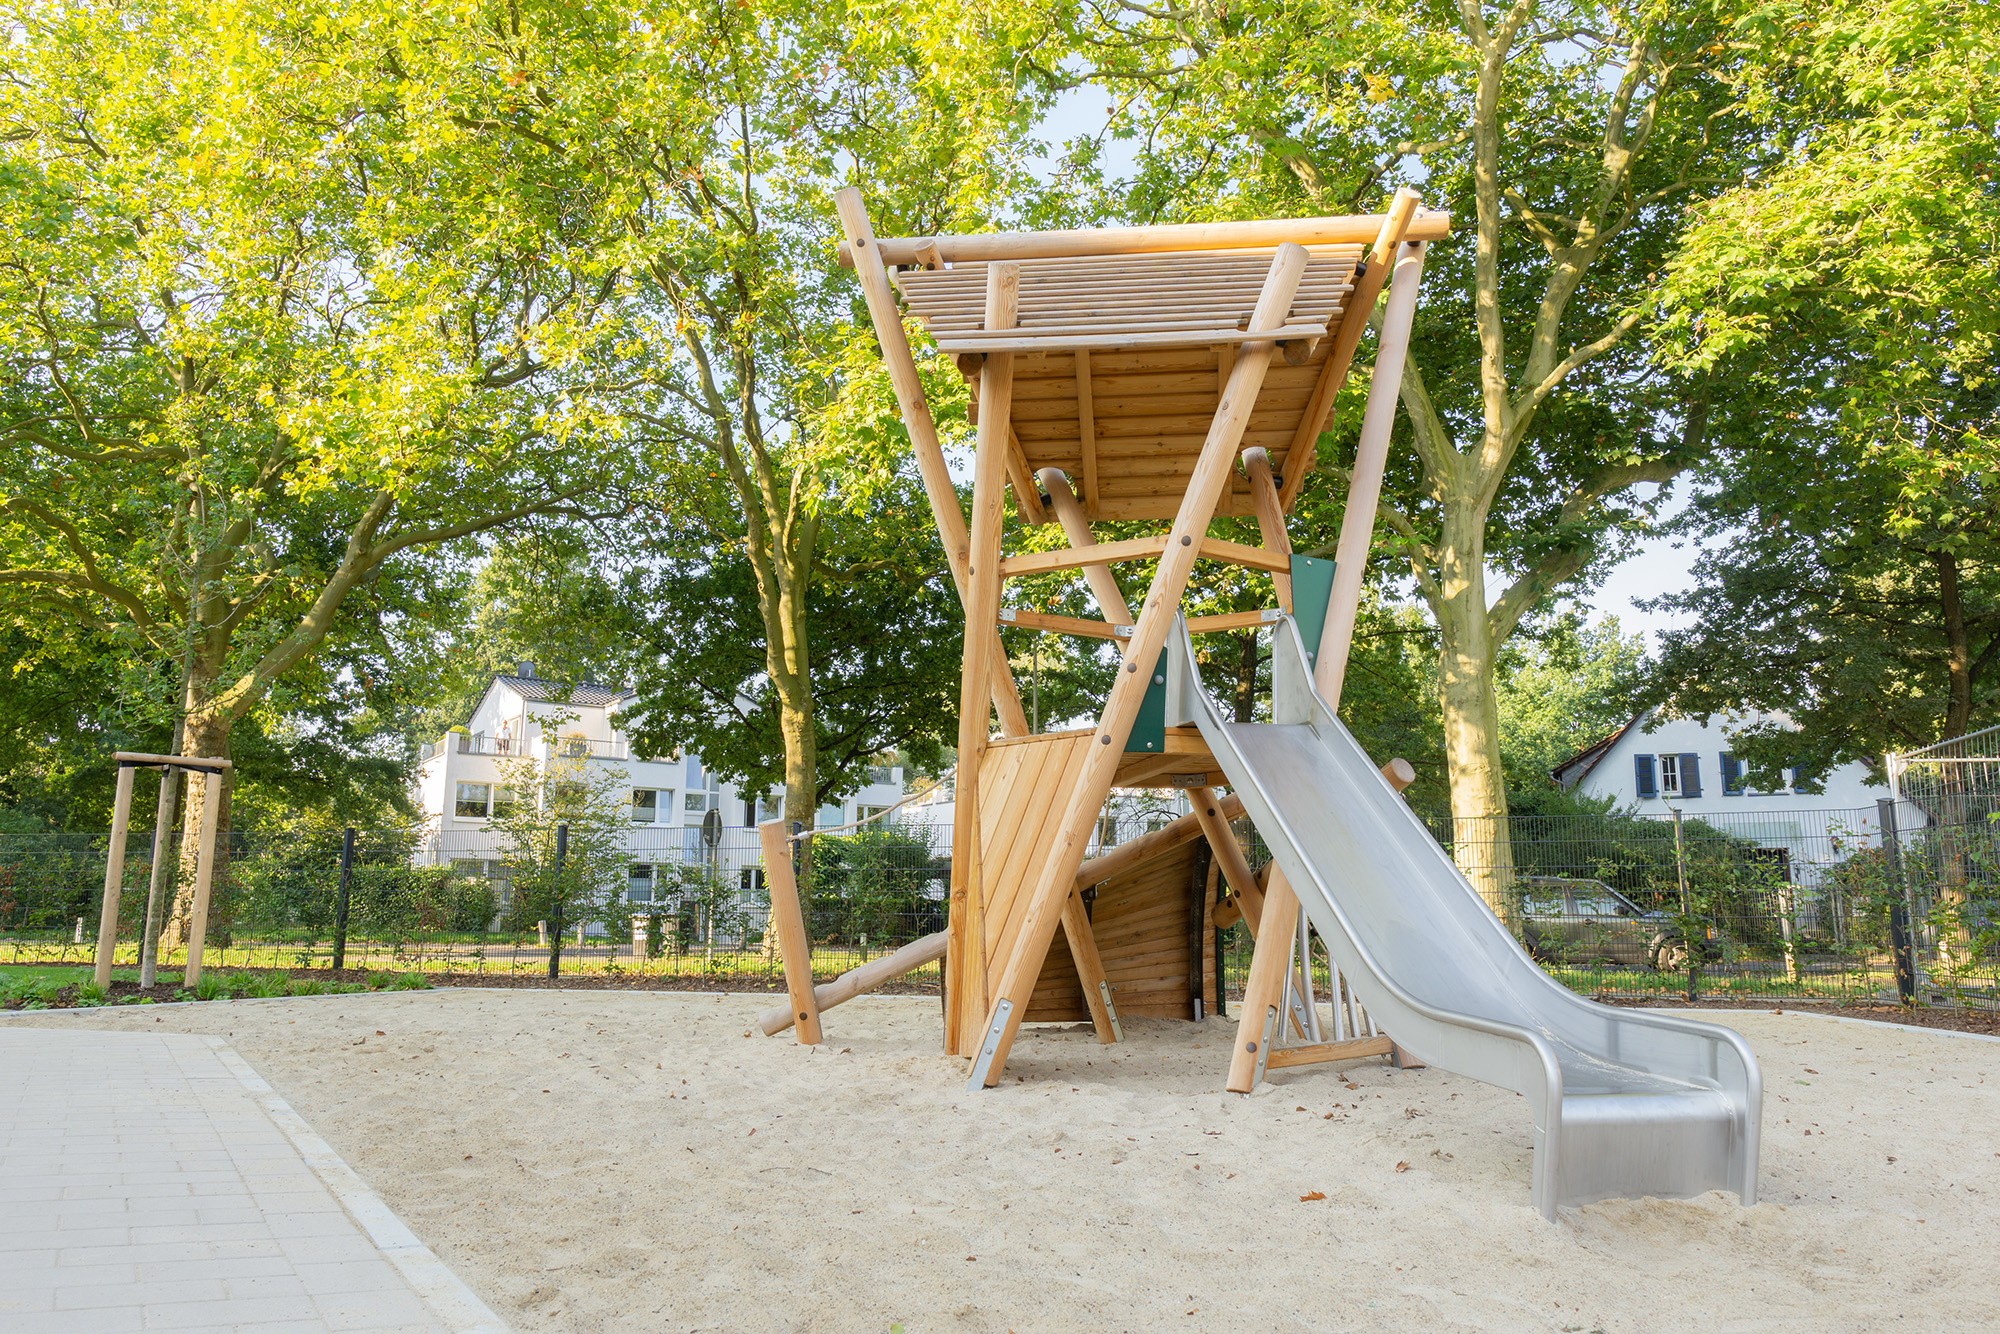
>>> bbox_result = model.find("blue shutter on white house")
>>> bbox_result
[1721,752,1743,795]
[1634,754,1657,798]
[1680,753,1703,798]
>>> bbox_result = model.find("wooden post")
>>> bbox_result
[968,244,1311,1088]
[93,763,137,990]
[833,187,1028,737]
[1060,891,1121,1044]
[946,261,1018,1054]
[1036,468,1133,624]
[1240,448,1292,610]
[1227,863,1304,1092]
[1188,787,1265,934]
[761,821,822,1045]
[181,769,224,988]
[1313,240,1428,707]
[1277,189,1423,510]
[332,826,355,971]
[757,928,947,1036]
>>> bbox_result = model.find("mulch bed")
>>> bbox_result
[1601,995,2000,1036]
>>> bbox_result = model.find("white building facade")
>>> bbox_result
[412,666,906,917]
[1552,708,1891,892]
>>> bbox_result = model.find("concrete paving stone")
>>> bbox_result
[292,1259,422,1296]
[313,1289,443,1329]
[233,1323,338,1334]
[0,1028,500,1333]
[223,1273,315,1302]
[134,1254,299,1284]
[142,1295,325,1329]
[2,1309,150,1334]
[55,1277,230,1310]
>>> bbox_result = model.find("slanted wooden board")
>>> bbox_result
[1025,839,1207,1023]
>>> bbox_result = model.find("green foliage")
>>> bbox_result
[488,754,631,949]
[806,825,947,946]
[1646,4,2000,766]
[1496,614,1648,793]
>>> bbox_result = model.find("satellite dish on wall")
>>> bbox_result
[700,808,722,848]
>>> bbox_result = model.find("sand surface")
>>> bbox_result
[7,991,1996,1333]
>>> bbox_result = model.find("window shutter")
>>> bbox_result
[1680,753,1703,798]
[1721,752,1742,795]
[1634,754,1657,798]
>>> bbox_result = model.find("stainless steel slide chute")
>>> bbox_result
[1166,614,1761,1218]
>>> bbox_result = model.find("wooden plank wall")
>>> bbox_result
[972,733,1094,1028]
[1023,839,1211,1023]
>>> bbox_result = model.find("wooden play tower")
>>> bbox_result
[831,188,1447,1090]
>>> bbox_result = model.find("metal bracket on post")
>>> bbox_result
[1253,1005,1278,1088]
[1097,980,1124,1042]
[966,998,1015,1091]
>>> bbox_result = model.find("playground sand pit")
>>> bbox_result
[7,990,1997,1332]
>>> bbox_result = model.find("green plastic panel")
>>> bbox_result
[1125,649,1169,753]
[1289,554,1336,669]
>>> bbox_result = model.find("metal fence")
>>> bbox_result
[5,799,1994,1007]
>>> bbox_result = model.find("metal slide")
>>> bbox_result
[1166,615,1762,1219]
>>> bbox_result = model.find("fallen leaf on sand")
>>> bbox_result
[1395,1161,1410,1173]
[1300,1191,1326,1202]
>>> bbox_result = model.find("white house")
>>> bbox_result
[412,664,906,915]
[1551,707,1889,895]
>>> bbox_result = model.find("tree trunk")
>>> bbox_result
[160,709,234,955]
[1231,631,1260,723]
[1432,510,1519,932]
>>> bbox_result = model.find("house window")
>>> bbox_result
[857,804,892,824]
[745,794,782,827]
[1659,754,1680,796]
[628,864,654,903]
[1096,814,1120,848]
[632,789,659,824]
[1721,753,1744,796]
[490,787,519,819]
[684,757,720,813]
[817,803,843,829]
[455,783,491,818]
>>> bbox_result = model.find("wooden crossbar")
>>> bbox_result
[999,534,1291,580]
[842,210,1452,267]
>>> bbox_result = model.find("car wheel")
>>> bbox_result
[1653,940,1689,971]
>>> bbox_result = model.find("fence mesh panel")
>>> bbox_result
[4,801,1993,1006]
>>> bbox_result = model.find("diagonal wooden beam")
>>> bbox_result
[967,244,1311,1090]
[1241,447,1292,611]
[1313,239,1428,707]
[1227,863,1303,1093]
[1188,786,1265,936]
[833,188,1028,739]
[1036,468,1133,624]
[1061,891,1121,1044]
[1277,189,1422,512]
[1006,426,1049,526]
[948,260,1018,1055]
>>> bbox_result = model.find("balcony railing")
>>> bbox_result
[550,736,628,760]
[424,733,657,762]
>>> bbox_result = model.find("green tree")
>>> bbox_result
[1648,0,2000,771]
[488,753,631,967]
[1496,613,1648,792]
[978,0,1761,917]
[0,0,629,920]
[415,0,1034,828]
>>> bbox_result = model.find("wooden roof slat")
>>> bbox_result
[933,325,1327,354]
[841,211,1442,265]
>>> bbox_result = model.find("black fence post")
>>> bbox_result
[332,827,355,971]
[547,823,568,980]
[1877,798,1918,1005]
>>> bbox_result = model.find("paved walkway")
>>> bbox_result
[0,1028,504,1333]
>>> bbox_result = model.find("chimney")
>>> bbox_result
[518,661,534,678]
